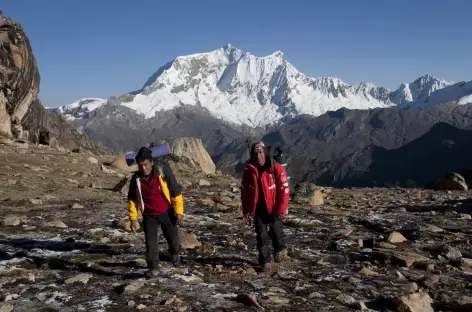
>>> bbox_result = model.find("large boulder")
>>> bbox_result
[166,137,216,174]
[428,172,468,191]
[0,12,47,139]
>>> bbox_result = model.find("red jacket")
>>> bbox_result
[241,158,290,216]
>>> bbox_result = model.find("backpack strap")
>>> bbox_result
[157,164,165,180]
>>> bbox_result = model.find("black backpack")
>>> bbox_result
[267,146,295,196]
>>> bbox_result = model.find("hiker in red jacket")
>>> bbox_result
[240,141,290,271]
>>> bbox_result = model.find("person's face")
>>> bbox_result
[252,147,266,167]
[138,159,153,176]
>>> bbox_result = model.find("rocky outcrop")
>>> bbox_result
[165,137,216,174]
[0,12,47,138]
[428,172,468,191]
[46,113,112,154]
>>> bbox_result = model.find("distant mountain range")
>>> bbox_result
[48,45,472,186]
[52,44,472,128]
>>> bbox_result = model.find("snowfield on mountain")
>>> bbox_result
[55,44,472,128]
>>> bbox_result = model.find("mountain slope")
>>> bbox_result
[50,101,260,155]
[318,122,472,187]
[217,102,472,185]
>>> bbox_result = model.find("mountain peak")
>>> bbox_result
[413,74,452,85]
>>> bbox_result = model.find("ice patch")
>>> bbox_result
[171,273,201,283]
[89,296,113,312]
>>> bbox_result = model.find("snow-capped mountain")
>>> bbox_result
[118,44,396,127]
[52,98,107,121]
[54,45,472,127]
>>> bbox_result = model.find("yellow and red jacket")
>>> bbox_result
[127,163,184,220]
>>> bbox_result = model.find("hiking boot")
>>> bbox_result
[171,254,181,267]
[260,262,270,272]
[274,249,288,263]
[145,269,161,278]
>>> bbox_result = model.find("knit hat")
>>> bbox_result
[250,141,265,155]
[135,146,153,162]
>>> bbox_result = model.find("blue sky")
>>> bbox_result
[2,0,471,107]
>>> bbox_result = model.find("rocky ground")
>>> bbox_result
[0,141,472,312]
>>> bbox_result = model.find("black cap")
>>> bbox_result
[135,147,153,162]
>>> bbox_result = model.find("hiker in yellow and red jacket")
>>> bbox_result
[241,141,290,271]
[127,147,184,277]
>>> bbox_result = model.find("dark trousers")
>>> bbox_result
[254,208,286,264]
[143,209,180,269]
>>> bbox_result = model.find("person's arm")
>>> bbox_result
[240,165,254,217]
[162,164,184,216]
[127,174,139,221]
[273,162,290,216]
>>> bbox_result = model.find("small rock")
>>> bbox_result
[442,245,462,261]
[136,304,146,310]
[460,214,472,220]
[4,294,18,301]
[390,251,429,268]
[335,229,353,237]
[180,231,202,249]
[119,218,134,232]
[421,224,444,233]
[388,231,408,243]
[29,198,42,205]
[87,157,99,164]
[309,292,326,299]
[3,215,21,226]
[358,266,379,276]
[309,189,324,206]
[197,198,214,206]
[199,179,211,186]
[213,202,231,213]
[101,164,116,174]
[89,183,102,189]
[127,301,135,308]
[235,294,264,309]
[134,258,148,267]
[70,203,84,209]
[44,220,68,228]
[0,303,14,312]
[99,237,110,244]
[27,273,35,282]
[351,301,368,310]
[267,296,290,304]
[405,282,418,294]
[43,194,57,200]
[348,277,362,284]
[120,280,146,294]
[395,292,434,312]
[378,242,397,249]
[336,294,356,305]
[65,273,93,284]
[461,258,472,268]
